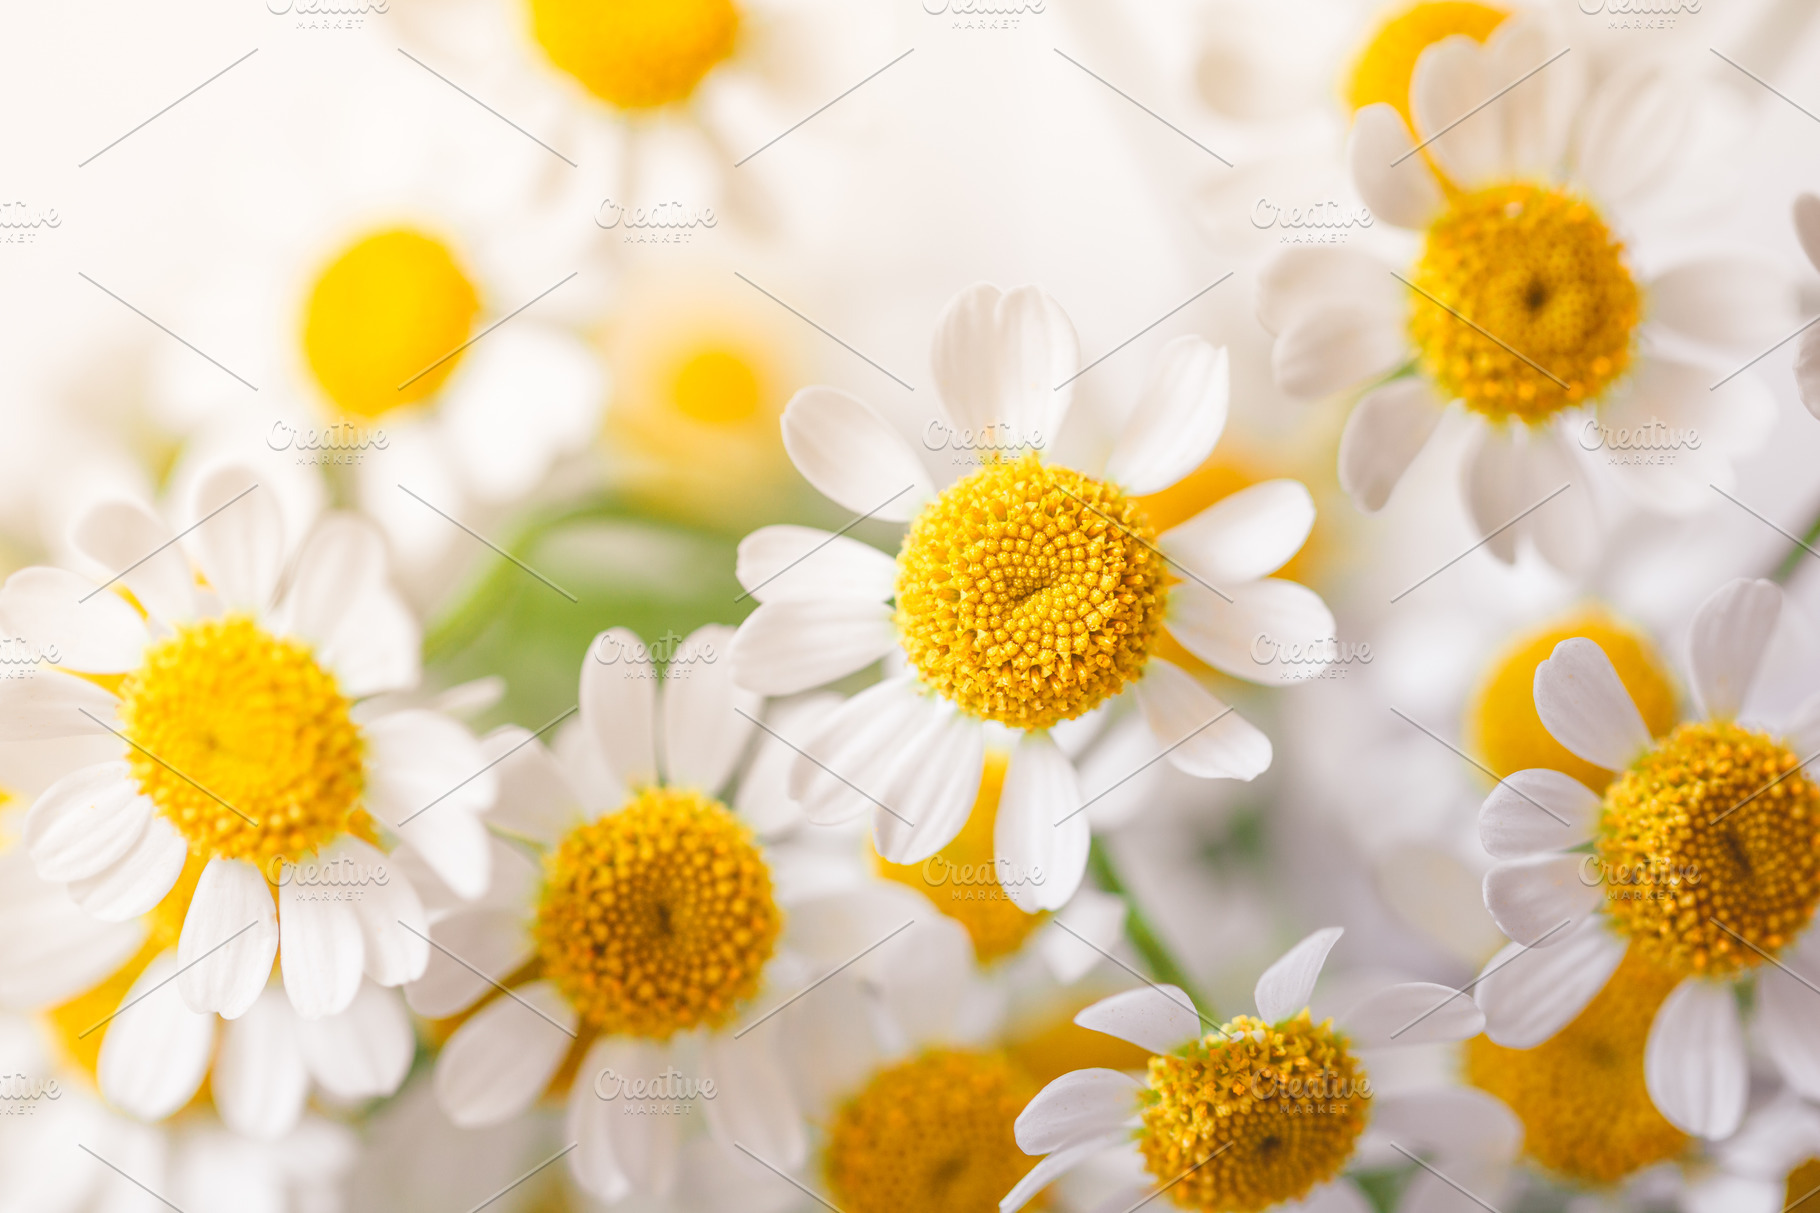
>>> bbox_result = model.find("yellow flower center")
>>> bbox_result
[896,453,1170,731]
[1410,184,1640,423]
[1345,2,1508,124]
[302,228,481,419]
[533,787,781,1040]
[824,1048,1039,1213]
[672,348,762,425]
[875,752,1047,963]
[528,0,739,111]
[118,617,364,867]
[1464,948,1688,1184]
[1789,1159,1820,1210]
[1467,611,1678,792]
[1597,721,1820,978]
[1140,1012,1370,1213]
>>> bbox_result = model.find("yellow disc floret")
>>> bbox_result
[896,453,1170,730]
[1597,721,1820,978]
[118,617,364,867]
[302,228,481,419]
[534,787,781,1039]
[825,1048,1039,1213]
[1410,184,1640,422]
[1345,2,1508,123]
[1464,947,1688,1185]
[529,0,738,110]
[1140,1011,1370,1213]
[1789,1159,1820,1211]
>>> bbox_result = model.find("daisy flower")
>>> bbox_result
[1003,927,1517,1213]
[1684,1093,1820,1213]
[729,282,1334,900]
[1796,191,1820,417]
[1261,8,1792,568]
[1475,577,1820,1140]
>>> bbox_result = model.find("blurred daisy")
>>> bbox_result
[1685,1094,1820,1213]
[1004,927,1516,1213]
[1476,578,1820,1139]
[1796,192,1820,417]
[730,283,1333,901]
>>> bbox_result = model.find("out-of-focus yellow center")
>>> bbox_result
[824,1048,1039,1213]
[672,348,762,425]
[1467,611,1678,792]
[302,228,480,419]
[1411,184,1640,422]
[118,617,364,867]
[1004,994,1155,1090]
[896,453,1169,731]
[1345,2,1508,124]
[533,787,781,1040]
[1464,948,1687,1184]
[1789,1159,1820,1211]
[529,0,739,110]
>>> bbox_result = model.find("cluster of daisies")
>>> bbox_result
[4,1,1820,1213]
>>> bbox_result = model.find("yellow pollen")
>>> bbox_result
[1463,948,1688,1185]
[1789,1159,1820,1211]
[875,752,1047,963]
[533,787,781,1040]
[672,348,761,426]
[529,0,739,111]
[1345,2,1508,124]
[1467,611,1678,791]
[1410,184,1640,422]
[895,453,1170,730]
[1140,1011,1370,1213]
[302,228,481,419]
[118,617,364,867]
[1597,721,1820,978]
[824,1048,1040,1213]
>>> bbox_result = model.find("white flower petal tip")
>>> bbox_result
[994,733,1087,913]
[1474,919,1624,1048]
[931,282,1080,446]
[1338,379,1443,512]
[1645,979,1747,1139]
[1014,1068,1142,1154]
[1795,192,1820,272]
[1688,578,1781,721]
[1255,927,1343,1024]
[728,599,897,697]
[23,764,150,882]
[1799,327,1820,421]
[1272,304,1406,400]
[780,387,932,522]
[734,525,896,605]
[1532,637,1651,769]
[1104,337,1230,496]
[1483,853,1602,947]
[1479,769,1601,859]
[1159,480,1314,586]
[1344,983,1483,1047]
[1347,104,1443,229]
[1135,660,1272,780]
[177,857,280,1019]
[1074,984,1204,1054]
[436,980,576,1129]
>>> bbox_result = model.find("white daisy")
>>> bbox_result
[728,282,1334,905]
[1683,1092,1820,1213]
[1261,8,1793,570]
[1003,926,1517,1213]
[1476,577,1820,1140]
[1796,191,1820,418]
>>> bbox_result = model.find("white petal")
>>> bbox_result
[70,499,196,626]
[1257,247,1400,337]
[572,1037,681,1197]
[1409,37,1504,188]
[1758,956,1820,1103]
[1645,979,1747,1139]
[70,814,188,922]
[1650,259,1797,351]
[789,679,946,828]
[0,566,146,673]
[394,806,491,906]
[1798,193,1820,272]
[178,857,279,1019]
[1479,768,1600,858]
[579,629,657,789]
[296,981,415,1099]
[279,875,364,1019]
[211,988,307,1141]
[1338,378,1444,512]
[1165,579,1335,686]
[567,1043,634,1204]
[1134,659,1272,780]
[1372,1087,1521,1160]
[436,980,575,1128]
[278,515,417,697]
[931,283,1079,446]
[1255,927,1343,1023]
[660,623,758,794]
[1688,578,1781,721]
[1074,985,1201,1053]
[184,463,284,612]
[403,908,535,1019]
[0,850,146,1006]
[1483,853,1603,948]
[728,599,897,696]
[1475,918,1624,1047]
[482,727,580,846]
[1075,711,1166,830]
[1104,337,1229,495]
[1286,1182,1375,1213]
[733,694,837,836]
[0,669,120,740]
[1015,1068,1142,1154]
[1577,62,1696,206]
[994,731,1087,913]
[734,525,896,604]
[1799,327,1820,421]
[1347,104,1443,228]
[870,703,987,865]
[1533,637,1651,769]
[999,1134,1123,1213]
[699,1025,805,1170]
[1464,425,1527,565]
[24,763,150,882]
[1344,982,1483,1047]
[1041,887,1127,984]
[1159,480,1314,586]
[325,836,428,987]
[1273,304,1406,400]
[1523,425,1596,576]
[780,387,932,522]
[365,710,494,900]
[97,952,215,1121]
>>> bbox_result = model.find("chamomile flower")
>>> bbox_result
[1003,927,1516,1213]
[1796,192,1820,417]
[1261,9,1793,569]
[729,283,1333,902]
[1684,1093,1820,1213]
[1475,577,1820,1140]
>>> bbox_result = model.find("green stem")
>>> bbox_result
[1088,838,1214,1018]
[1772,501,1820,584]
